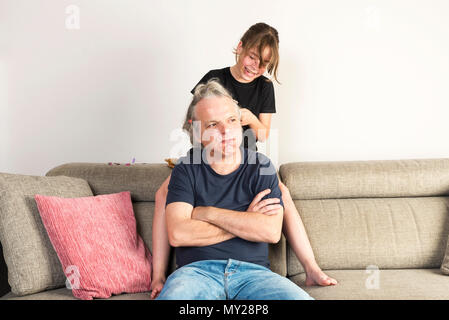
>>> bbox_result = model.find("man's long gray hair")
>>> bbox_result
[183,78,241,145]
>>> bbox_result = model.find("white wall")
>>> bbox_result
[1,0,448,175]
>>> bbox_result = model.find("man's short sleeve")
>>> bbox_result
[166,164,195,207]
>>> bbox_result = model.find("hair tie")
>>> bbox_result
[188,119,192,124]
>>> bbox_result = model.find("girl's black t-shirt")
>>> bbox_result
[191,67,276,150]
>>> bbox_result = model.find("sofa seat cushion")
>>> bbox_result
[4,269,449,300]
[290,269,449,300]
[1,288,151,300]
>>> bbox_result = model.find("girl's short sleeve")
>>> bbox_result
[260,80,276,113]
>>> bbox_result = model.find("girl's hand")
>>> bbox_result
[240,108,257,126]
[150,278,165,299]
[247,189,282,215]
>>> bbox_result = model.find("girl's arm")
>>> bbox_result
[151,176,172,298]
[240,111,273,142]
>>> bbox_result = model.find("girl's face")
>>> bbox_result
[235,42,272,83]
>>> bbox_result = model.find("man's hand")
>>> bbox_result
[192,189,284,244]
[247,189,283,215]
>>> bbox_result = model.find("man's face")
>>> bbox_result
[194,95,243,159]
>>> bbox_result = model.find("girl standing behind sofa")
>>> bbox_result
[150,22,337,299]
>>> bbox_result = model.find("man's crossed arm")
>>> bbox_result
[166,189,283,247]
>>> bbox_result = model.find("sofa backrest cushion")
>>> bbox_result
[280,158,449,200]
[0,172,93,296]
[46,163,172,202]
[280,158,449,277]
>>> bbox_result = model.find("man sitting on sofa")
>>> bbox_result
[156,79,313,300]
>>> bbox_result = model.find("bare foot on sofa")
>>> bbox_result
[150,278,165,299]
[305,268,337,286]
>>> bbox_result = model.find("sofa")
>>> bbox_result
[1,157,449,300]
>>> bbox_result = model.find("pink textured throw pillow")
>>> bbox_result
[34,191,152,300]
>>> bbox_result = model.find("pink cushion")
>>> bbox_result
[34,191,152,300]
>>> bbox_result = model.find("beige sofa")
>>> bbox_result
[1,157,449,300]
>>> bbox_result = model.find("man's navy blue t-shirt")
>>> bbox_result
[166,147,283,269]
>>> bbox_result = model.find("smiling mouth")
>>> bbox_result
[245,67,257,76]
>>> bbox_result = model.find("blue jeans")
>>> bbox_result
[156,259,314,300]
